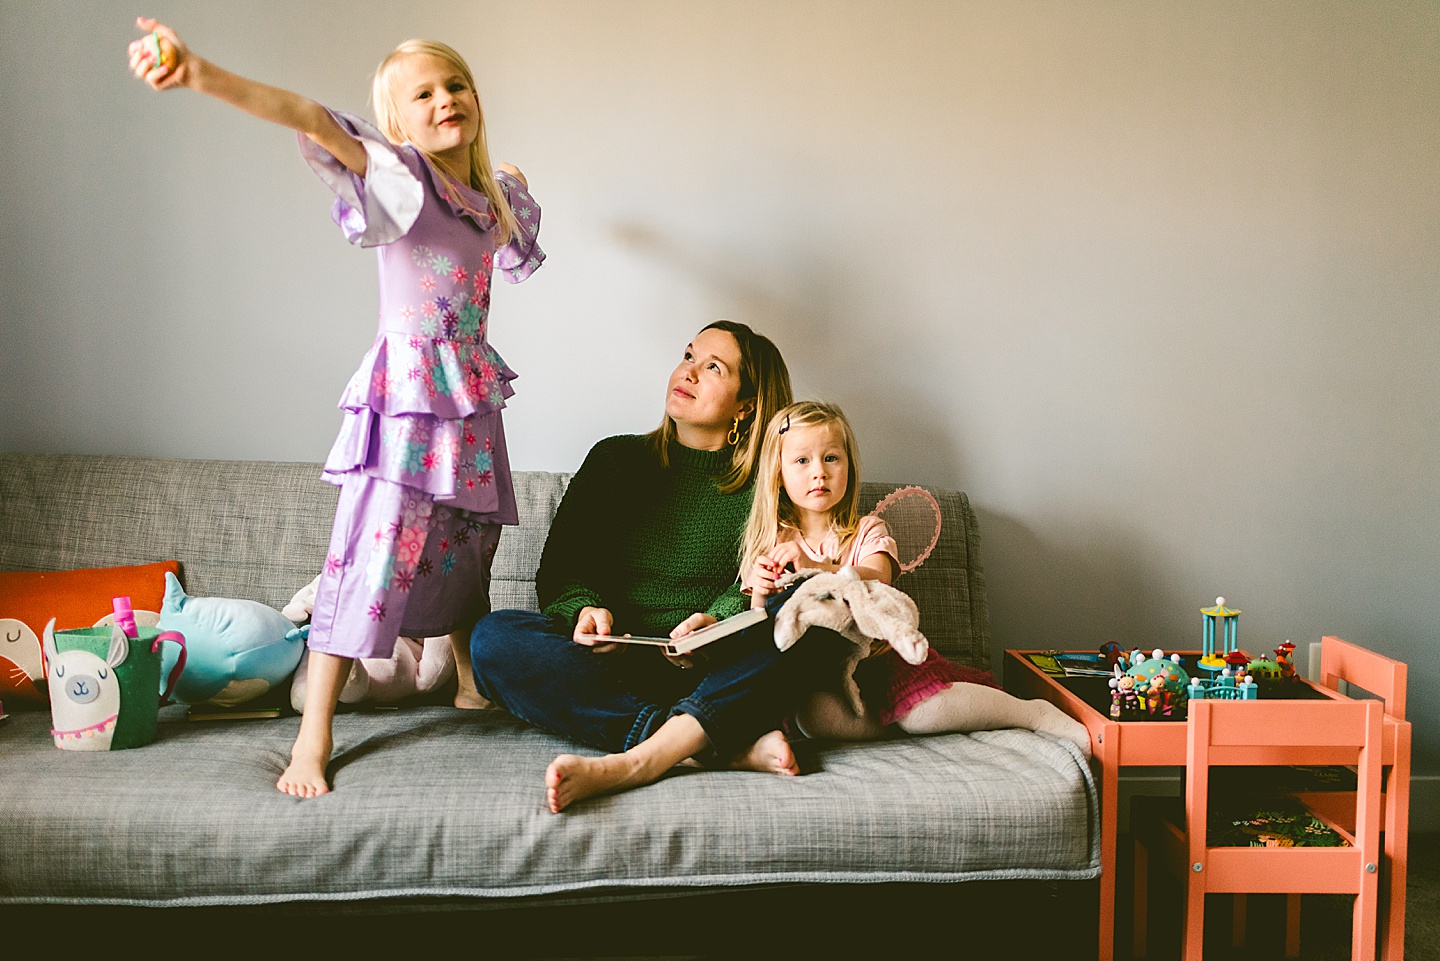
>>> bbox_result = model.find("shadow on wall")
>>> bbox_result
[974,507,1172,667]
[608,221,970,487]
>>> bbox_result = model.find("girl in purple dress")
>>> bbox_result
[128,18,544,797]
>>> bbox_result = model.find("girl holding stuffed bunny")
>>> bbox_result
[742,402,1090,755]
[128,19,546,797]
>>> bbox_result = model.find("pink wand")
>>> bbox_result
[112,596,139,639]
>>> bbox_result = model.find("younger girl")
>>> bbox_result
[741,402,1091,756]
[128,19,546,796]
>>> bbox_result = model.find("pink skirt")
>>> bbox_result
[854,647,1000,727]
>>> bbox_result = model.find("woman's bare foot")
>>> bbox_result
[728,729,799,776]
[277,729,333,798]
[546,752,649,813]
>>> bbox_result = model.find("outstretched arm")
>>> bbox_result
[127,17,367,176]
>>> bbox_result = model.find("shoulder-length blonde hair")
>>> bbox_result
[739,400,862,577]
[646,320,792,495]
[371,39,521,247]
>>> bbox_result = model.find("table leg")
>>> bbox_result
[1098,724,1119,961]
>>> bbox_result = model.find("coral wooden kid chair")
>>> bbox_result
[1134,698,1383,960]
[1223,637,1409,958]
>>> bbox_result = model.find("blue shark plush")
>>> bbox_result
[157,573,305,706]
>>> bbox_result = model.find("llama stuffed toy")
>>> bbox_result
[771,567,928,714]
[282,575,455,711]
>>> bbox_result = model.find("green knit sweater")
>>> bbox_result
[537,435,752,636]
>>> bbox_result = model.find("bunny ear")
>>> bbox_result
[869,486,942,575]
[847,581,927,663]
[773,601,802,652]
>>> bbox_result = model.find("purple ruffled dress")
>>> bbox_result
[297,110,544,660]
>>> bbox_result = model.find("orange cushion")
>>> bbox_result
[0,561,180,707]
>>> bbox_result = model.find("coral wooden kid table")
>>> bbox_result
[1003,637,1410,961]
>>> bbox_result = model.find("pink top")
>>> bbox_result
[776,515,898,572]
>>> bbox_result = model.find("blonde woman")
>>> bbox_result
[470,323,846,813]
[128,19,546,797]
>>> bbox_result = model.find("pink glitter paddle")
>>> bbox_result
[869,486,942,574]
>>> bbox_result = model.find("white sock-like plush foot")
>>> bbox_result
[898,682,1091,758]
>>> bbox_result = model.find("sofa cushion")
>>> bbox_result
[0,561,179,631]
[0,706,1097,905]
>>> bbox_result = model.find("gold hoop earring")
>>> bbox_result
[727,417,741,446]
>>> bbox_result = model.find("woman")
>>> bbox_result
[471,321,839,812]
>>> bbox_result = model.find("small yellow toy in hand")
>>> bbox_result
[141,31,170,71]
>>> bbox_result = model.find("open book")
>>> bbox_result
[576,607,767,656]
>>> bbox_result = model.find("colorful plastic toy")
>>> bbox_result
[1110,648,1191,718]
[1188,661,1258,702]
[142,31,169,71]
[1199,596,1240,669]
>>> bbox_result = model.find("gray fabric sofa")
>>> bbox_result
[0,453,1098,950]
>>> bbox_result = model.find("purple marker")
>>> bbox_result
[112,595,138,639]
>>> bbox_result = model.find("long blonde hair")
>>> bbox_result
[646,320,793,495]
[739,401,863,576]
[371,39,521,247]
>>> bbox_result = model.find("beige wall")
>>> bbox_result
[2,2,1437,776]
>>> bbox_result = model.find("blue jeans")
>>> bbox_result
[470,595,845,764]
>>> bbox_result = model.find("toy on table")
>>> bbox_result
[1274,640,1297,679]
[1185,595,1259,702]
[1198,596,1241,669]
[1099,640,1124,670]
[1239,642,1301,687]
[1188,649,1258,702]
[1110,648,1191,718]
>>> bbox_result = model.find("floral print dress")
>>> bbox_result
[297,109,543,659]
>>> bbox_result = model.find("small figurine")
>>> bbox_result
[1274,640,1297,680]
[1099,640,1124,670]
[1110,648,1191,718]
[1224,650,1251,675]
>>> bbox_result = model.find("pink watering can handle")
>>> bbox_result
[153,631,187,701]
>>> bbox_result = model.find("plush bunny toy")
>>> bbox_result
[771,567,928,714]
[282,576,456,711]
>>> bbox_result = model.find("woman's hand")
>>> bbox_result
[670,612,716,638]
[573,606,621,653]
[662,612,716,669]
[129,18,194,91]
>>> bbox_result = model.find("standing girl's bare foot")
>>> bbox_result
[277,729,333,798]
[449,626,494,709]
[728,729,798,776]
